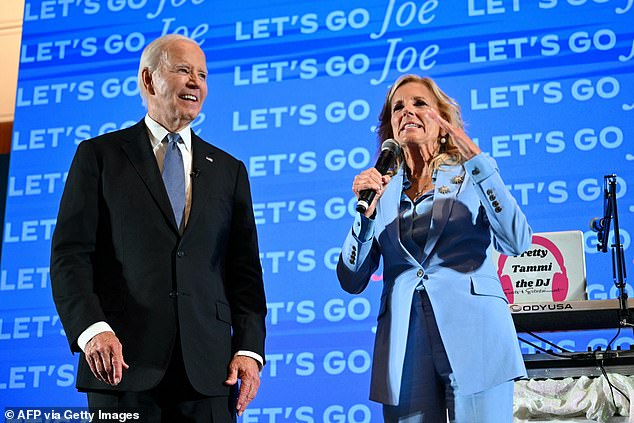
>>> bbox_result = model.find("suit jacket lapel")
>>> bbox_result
[380,164,466,266]
[422,165,464,261]
[185,133,216,233]
[379,168,420,268]
[120,120,179,231]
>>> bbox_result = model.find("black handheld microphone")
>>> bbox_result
[356,139,401,214]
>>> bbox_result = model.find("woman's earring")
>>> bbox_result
[439,135,447,144]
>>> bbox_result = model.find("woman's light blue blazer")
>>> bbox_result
[337,154,532,406]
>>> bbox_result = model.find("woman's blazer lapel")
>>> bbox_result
[378,168,419,268]
[422,165,465,262]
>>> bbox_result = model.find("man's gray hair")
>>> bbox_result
[137,34,198,103]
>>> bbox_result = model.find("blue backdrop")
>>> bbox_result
[1,0,633,420]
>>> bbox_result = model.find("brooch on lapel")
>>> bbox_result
[451,175,464,184]
[438,185,451,194]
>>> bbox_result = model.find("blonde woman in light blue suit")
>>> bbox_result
[337,75,532,423]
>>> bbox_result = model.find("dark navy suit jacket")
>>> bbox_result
[51,120,266,395]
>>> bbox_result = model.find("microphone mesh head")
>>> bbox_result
[381,138,401,155]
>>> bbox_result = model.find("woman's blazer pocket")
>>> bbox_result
[469,275,508,303]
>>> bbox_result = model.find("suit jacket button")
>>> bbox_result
[169,291,178,298]
[472,168,480,175]
[417,269,424,277]
[486,189,493,195]
[495,206,503,213]
[492,201,499,207]
[177,250,185,257]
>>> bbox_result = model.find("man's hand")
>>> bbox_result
[84,332,129,385]
[224,355,261,416]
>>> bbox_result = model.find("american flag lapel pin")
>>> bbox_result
[205,155,214,163]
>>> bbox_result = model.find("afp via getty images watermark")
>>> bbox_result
[4,407,142,422]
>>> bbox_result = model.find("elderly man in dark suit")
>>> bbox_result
[51,34,266,422]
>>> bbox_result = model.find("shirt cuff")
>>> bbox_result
[77,321,115,352]
[235,350,264,369]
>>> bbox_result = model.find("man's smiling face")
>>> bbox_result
[144,39,208,132]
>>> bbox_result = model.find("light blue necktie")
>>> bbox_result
[162,132,185,229]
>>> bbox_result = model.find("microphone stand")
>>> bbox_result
[596,174,630,327]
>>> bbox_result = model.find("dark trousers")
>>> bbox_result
[383,289,454,423]
[87,335,236,423]
[382,290,515,423]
